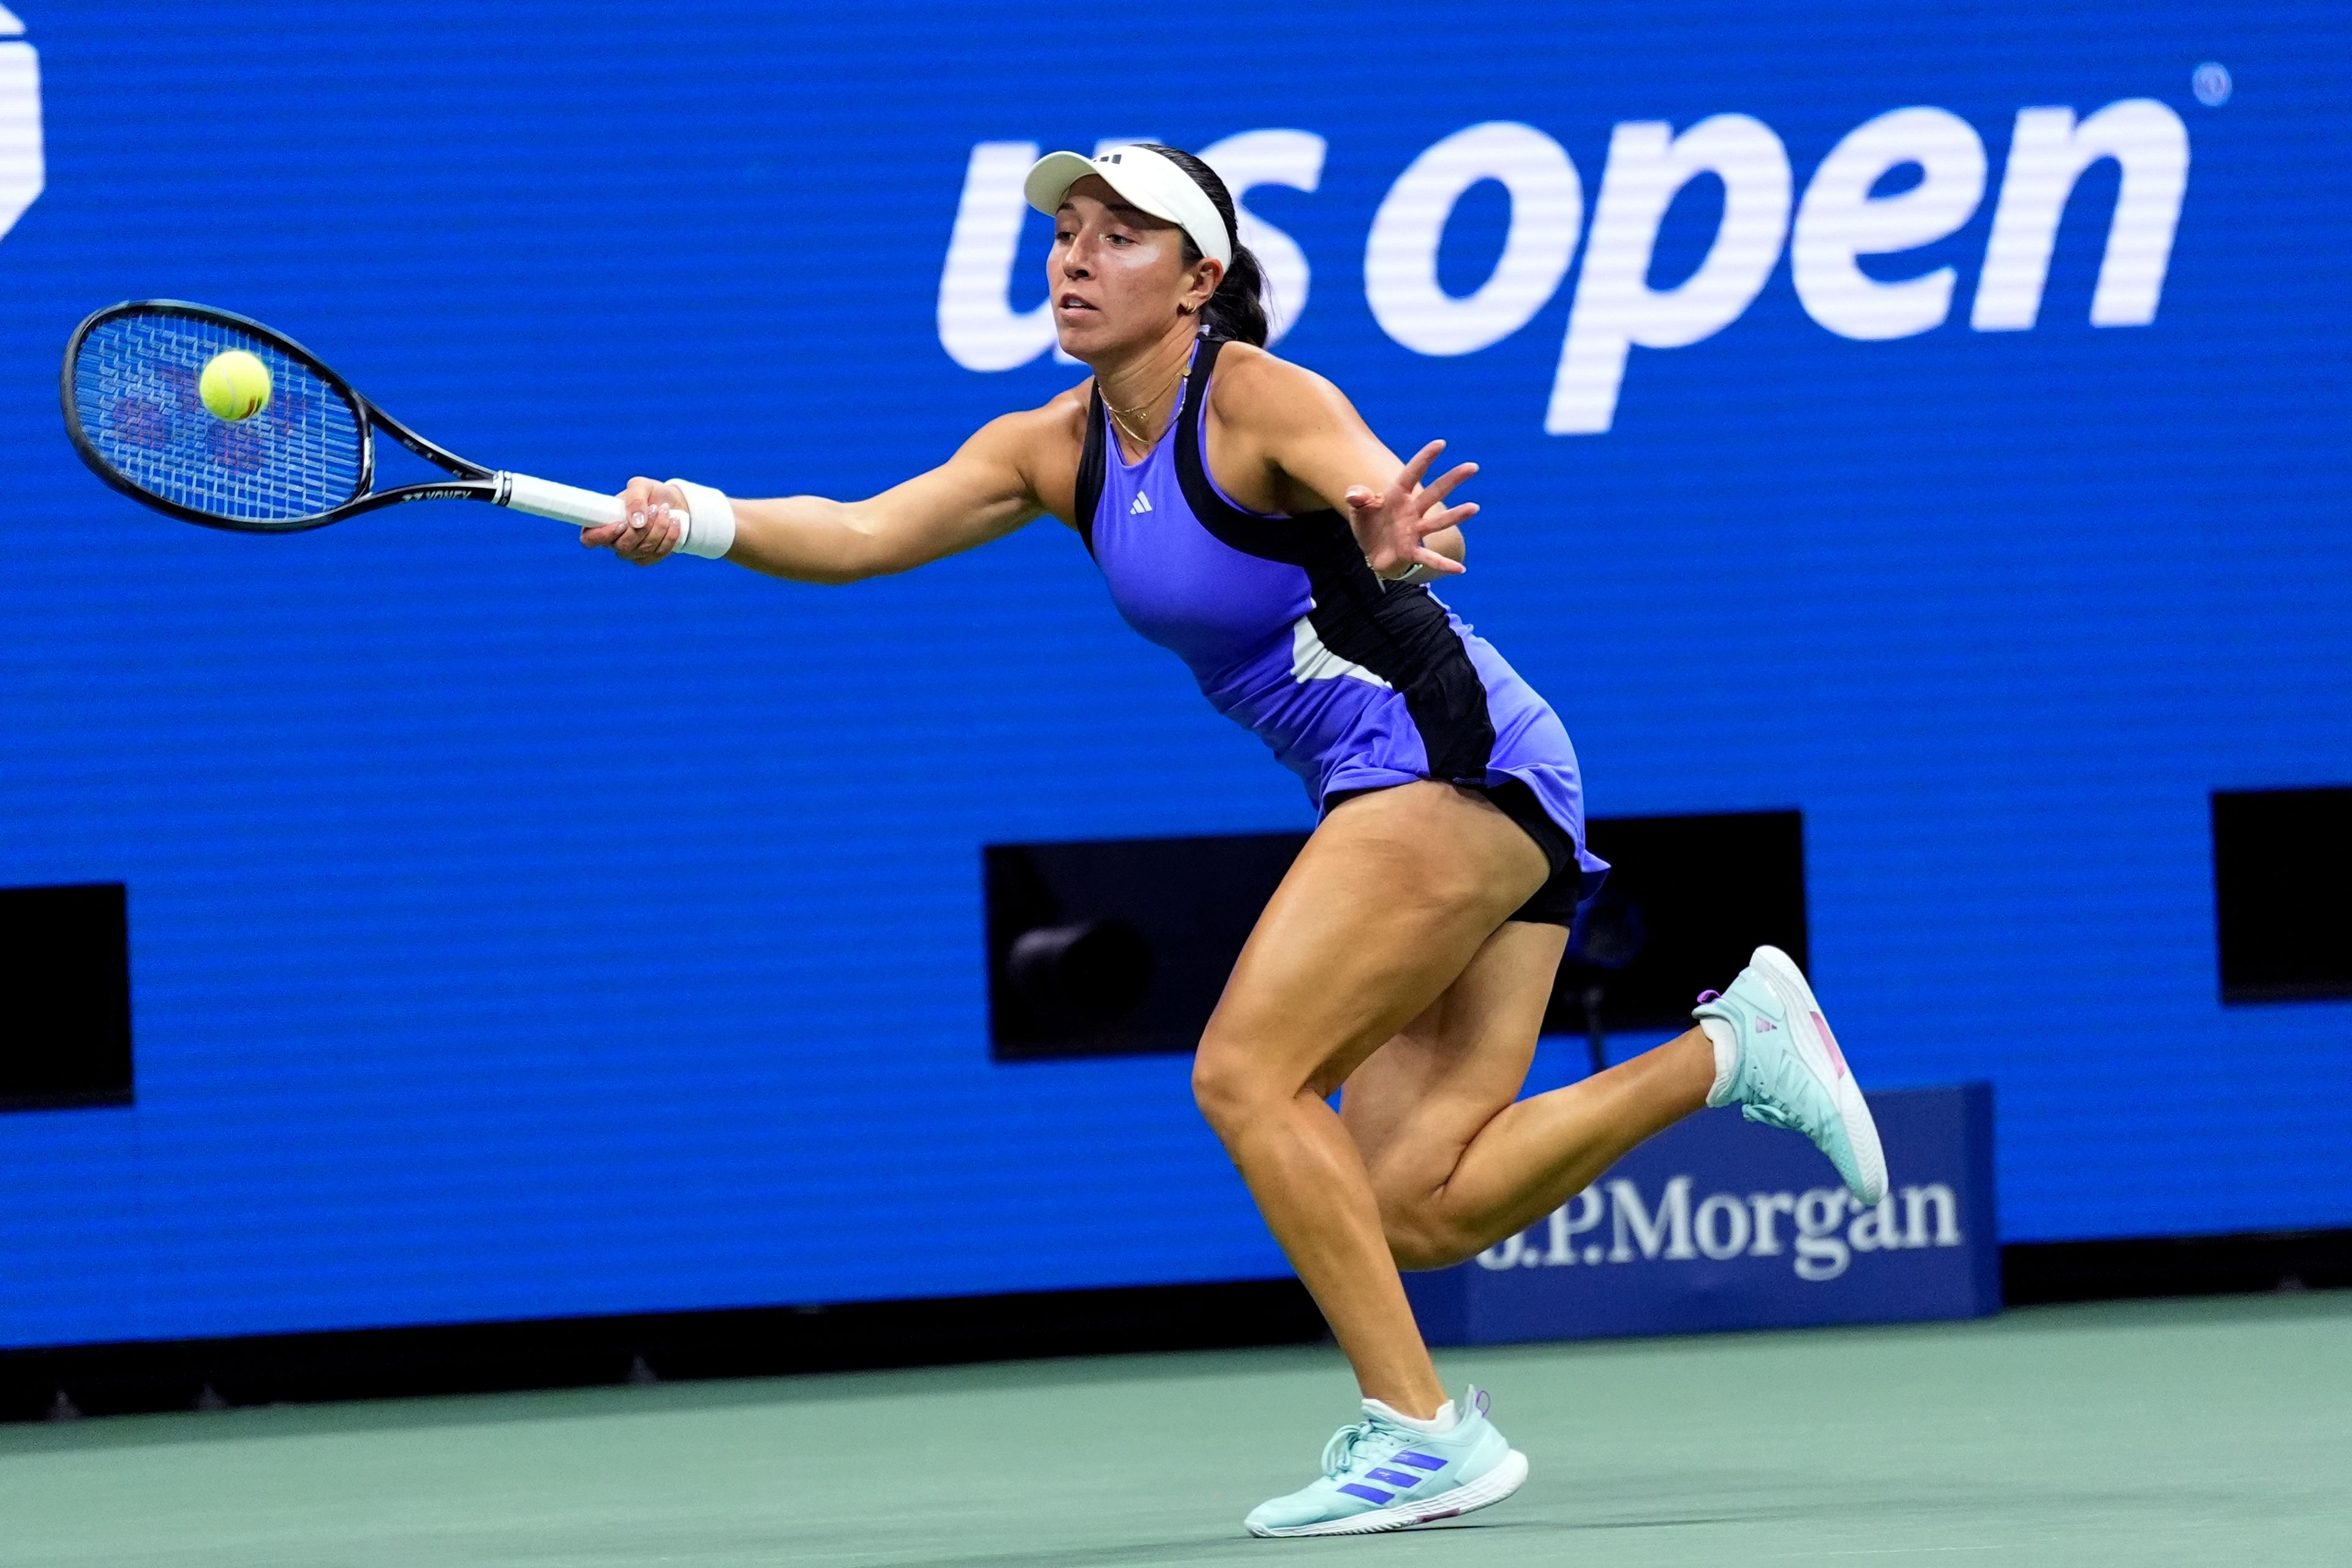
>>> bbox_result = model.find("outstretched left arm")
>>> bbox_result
[1208,347,1477,579]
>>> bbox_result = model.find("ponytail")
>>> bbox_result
[1136,143,1272,347]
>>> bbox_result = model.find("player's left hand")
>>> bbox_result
[1343,441,1476,579]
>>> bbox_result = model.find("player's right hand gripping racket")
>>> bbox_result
[62,300,633,536]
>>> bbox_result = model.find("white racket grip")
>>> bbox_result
[666,479,736,559]
[499,472,626,529]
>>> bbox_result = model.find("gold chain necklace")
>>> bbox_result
[1103,364,1188,450]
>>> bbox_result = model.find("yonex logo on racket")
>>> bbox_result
[940,95,2192,434]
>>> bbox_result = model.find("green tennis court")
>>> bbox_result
[3,1292,2344,1566]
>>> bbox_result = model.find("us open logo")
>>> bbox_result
[940,96,2193,434]
[0,6,39,246]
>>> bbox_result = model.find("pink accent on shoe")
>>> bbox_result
[1812,1011,1848,1079]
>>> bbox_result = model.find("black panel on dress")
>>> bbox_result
[1073,379,1108,558]
[1171,337,1498,785]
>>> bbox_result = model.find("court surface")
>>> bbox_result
[1,1292,2344,1567]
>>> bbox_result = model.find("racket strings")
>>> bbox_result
[72,314,365,524]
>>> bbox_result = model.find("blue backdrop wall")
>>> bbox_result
[1,1,2346,1348]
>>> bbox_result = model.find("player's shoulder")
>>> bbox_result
[1036,377,1097,446]
[1203,340,1345,424]
[962,379,1093,526]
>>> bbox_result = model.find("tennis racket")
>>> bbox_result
[61,300,628,535]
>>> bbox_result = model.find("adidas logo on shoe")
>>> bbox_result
[1755,1018,1777,1032]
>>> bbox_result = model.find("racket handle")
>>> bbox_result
[496,472,627,528]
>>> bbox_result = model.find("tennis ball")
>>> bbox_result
[199,349,271,422]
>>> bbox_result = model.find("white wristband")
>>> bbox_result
[1379,561,1439,588]
[668,479,737,560]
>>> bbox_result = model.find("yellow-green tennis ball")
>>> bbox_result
[199,349,271,422]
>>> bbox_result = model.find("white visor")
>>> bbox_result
[1023,145,1233,272]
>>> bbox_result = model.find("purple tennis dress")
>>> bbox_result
[1076,337,1608,920]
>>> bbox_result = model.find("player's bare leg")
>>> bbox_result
[1190,780,1547,1418]
[1198,782,1567,1537]
[1341,923,1716,1269]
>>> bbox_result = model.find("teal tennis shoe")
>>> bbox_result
[1695,944,1888,1206]
[1243,1387,1527,1538]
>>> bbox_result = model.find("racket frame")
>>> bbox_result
[61,300,620,535]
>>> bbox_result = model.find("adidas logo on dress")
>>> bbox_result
[1129,492,1153,514]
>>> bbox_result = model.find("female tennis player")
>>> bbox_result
[584,144,1885,1538]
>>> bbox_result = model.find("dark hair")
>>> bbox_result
[1137,143,1272,347]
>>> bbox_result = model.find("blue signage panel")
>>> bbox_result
[1405,1086,1999,1344]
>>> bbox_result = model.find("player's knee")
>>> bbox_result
[1381,1202,1478,1272]
[1366,1174,1478,1271]
[1190,1038,1276,1137]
